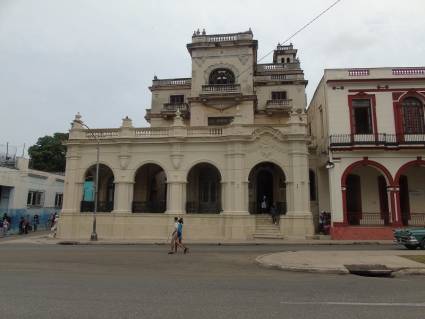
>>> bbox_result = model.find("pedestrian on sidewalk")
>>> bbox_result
[50,214,59,238]
[2,218,9,237]
[168,216,179,254]
[33,214,39,232]
[175,218,188,254]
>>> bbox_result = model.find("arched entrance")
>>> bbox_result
[186,163,222,213]
[133,164,167,213]
[395,160,425,226]
[248,162,286,214]
[81,164,115,212]
[342,161,393,226]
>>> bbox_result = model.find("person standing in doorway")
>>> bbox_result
[260,195,268,214]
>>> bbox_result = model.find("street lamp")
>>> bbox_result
[76,119,99,241]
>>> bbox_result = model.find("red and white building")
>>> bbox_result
[308,67,425,239]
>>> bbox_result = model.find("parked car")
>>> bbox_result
[393,228,425,250]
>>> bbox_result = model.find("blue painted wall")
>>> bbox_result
[0,208,59,234]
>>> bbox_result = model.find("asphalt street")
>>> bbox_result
[0,244,424,319]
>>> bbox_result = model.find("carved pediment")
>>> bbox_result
[252,127,285,141]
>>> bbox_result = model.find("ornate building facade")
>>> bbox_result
[59,30,314,241]
[308,67,425,239]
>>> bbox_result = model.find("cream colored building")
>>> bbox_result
[59,30,314,241]
[308,67,425,239]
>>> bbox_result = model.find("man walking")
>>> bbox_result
[168,217,179,254]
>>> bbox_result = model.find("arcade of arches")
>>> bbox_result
[78,161,292,216]
[342,161,425,227]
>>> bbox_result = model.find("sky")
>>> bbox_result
[0,0,424,156]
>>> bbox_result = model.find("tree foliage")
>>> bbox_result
[28,133,68,172]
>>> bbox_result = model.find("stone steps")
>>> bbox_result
[254,216,283,239]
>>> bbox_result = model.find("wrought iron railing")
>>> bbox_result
[408,213,425,226]
[347,212,389,226]
[185,201,221,214]
[80,201,113,213]
[132,201,166,213]
[329,134,425,147]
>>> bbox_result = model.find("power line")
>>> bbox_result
[238,0,342,78]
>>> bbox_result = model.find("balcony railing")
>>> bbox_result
[201,84,241,94]
[329,134,425,147]
[408,213,425,226]
[265,99,292,112]
[192,31,253,43]
[161,103,189,114]
[256,63,300,73]
[151,78,191,87]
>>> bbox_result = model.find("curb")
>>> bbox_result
[255,254,349,274]
[255,254,425,276]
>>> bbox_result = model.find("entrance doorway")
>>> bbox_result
[248,162,286,214]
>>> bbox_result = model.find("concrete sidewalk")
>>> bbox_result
[256,250,425,276]
[0,233,395,246]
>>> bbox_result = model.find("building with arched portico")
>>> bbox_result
[58,30,314,241]
[308,68,425,239]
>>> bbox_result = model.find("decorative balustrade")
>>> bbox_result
[329,133,425,147]
[73,125,292,141]
[270,74,304,81]
[188,127,223,136]
[392,68,425,76]
[266,99,292,108]
[85,129,120,139]
[192,31,253,43]
[162,103,189,113]
[135,127,170,137]
[151,78,191,87]
[348,69,370,76]
[201,84,241,94]
[256,62,300,73]
[276,44,294,51]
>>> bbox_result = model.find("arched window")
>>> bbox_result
[209,68,235,85]
[402,97,425,134]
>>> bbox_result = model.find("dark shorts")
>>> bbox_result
[177,232,182,241]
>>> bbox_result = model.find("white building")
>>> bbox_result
[0,157,64,232]
[308,67,425,239]
[59,30,315,241]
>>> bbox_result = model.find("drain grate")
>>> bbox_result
[344,264,393,277]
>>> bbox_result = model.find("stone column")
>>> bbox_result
[113,180,134,213]
[166,181,186,215]
[62,153,81,214]
[222,143,249,215]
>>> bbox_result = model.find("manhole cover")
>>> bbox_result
[344,264,393,277]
